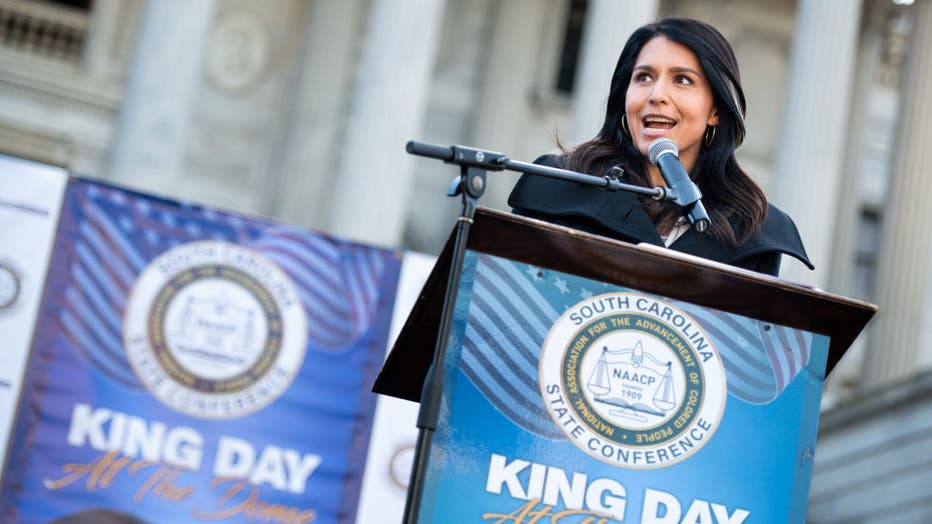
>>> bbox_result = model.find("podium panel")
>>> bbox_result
[375,208,876,524]
[416,250,826,522]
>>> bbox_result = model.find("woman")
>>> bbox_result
[508,17,812,276]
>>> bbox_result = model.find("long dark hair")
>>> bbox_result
[563,17,766,246]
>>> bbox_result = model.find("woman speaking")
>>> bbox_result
[508,17,813,277]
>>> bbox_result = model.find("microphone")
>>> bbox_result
[647,138,711,233]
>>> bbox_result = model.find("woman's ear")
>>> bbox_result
[708,107,720,127]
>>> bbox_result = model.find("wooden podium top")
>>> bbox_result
[374,208,877,402]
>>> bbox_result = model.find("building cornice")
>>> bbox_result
[0,50,122,112]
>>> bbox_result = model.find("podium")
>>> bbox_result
[375,208,876,523]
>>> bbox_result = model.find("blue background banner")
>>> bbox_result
[418,251,829,523]
[0,178,402,524]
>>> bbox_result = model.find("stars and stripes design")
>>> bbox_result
[57,179,392,389]
[674,303,812,404]
[250,228,389,351]
[461,254,562,439]
[457,254,814,436]
[59,183,191,389]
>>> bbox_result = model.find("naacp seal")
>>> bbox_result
[540,292,726,469]
[124,241,307,419]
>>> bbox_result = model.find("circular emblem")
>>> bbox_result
[540,293,726,469]
[0,262,21,312]
[205,10,270,93]
[124,241,307,419]
[389,443,415,490]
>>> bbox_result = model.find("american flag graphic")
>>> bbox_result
[251,229,388,350]
[58,179,391,389]
[462,254,562,439]
[674,304,812,404]
[458,254,813,436]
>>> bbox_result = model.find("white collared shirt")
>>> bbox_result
[661,216,690,247]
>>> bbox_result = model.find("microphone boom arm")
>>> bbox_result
[406,140,667,200]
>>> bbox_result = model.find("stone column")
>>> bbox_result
[568,0,659,145]
[864,0,932,388]
[819,4,889,403]
[267,0,365,230]
[82,0,122,77]
[827,3,892,297]
[470,0,549,212]
[327,0,446,247]
[105,0,216,193]
[82,0,140,79]
[770,0,862,285]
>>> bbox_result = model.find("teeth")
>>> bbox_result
[644,116,676,124]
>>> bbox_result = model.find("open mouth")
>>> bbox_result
[643,116,676,129]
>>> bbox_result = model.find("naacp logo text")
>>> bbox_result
[124,241,307,419]
[540,293,726,469]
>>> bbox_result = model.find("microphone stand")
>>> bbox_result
[399,140,692,524]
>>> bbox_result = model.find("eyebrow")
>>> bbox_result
[634,64,702,77]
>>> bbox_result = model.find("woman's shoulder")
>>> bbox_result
[507,153,628,211]
[507,154,581,209]
[531,154,562,167]
[737,203,813,269]
[508,152,622,225]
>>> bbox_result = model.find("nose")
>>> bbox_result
[648,81,669,104]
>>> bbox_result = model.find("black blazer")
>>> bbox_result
[507,155,813,277]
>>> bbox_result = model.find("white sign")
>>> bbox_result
[0,155,68,474]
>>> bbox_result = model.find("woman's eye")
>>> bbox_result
[675,75,693,85]
[635,72,652,82]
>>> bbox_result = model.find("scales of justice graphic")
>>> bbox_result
[586,340,678,423]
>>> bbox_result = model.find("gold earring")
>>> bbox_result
[622,116,629,136]
[704,125,717,146]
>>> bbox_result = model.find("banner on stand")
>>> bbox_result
[1,177,402,524]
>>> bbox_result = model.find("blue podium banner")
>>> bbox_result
[417,251,828,523]
[0,178,401,523]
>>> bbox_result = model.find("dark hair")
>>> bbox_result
[563,17,766,246]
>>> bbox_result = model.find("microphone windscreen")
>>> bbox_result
[648,138,678,165]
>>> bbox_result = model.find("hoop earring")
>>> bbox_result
[704,125,717,146]
[621,116,629,136]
